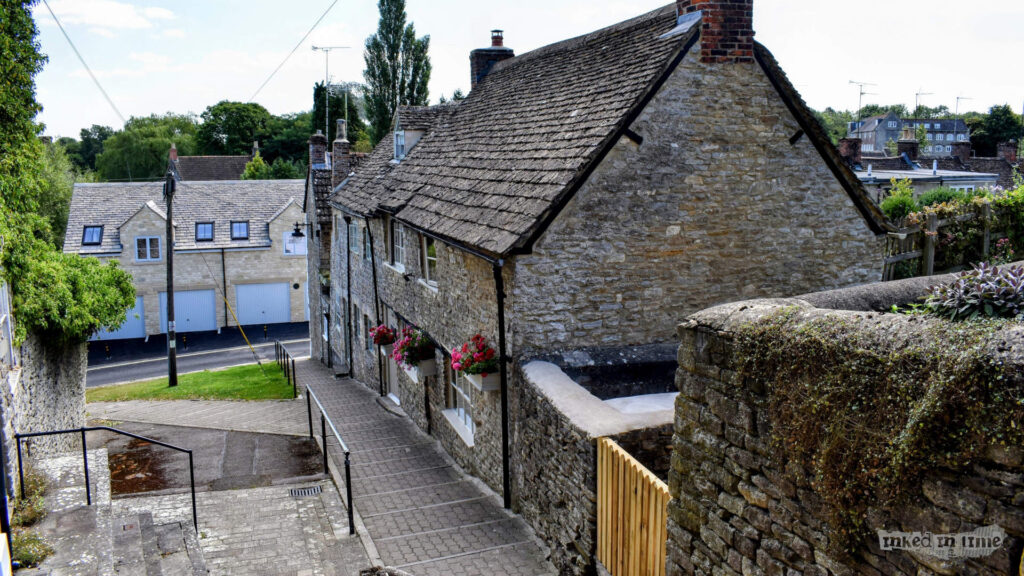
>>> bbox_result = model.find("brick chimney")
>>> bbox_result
[676,0,754,63]
[951,141,972,164]
[897,138,919,162]
[470,30,514,90]
[169,142,178,161]
[309,130,328,166]
[332,119,351,190]
[838,138,862,167]
[997,141,1018,164]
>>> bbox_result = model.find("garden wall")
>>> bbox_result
[666,295,1024,576]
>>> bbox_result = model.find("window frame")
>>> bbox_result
[195,222,214,242]
[283,231,307,256]
[364,314,373,352]
[230,221,249,240]
[135,236,161,262]
[446,358,475,438]
[363,226,372,262]
[887,120,897,128]
[420,234,438,287]
[389,219,405,270]
[348,221,360,255]
[394,130,406,160]
[82,225,103,246]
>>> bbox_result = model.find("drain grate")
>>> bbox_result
[289,485,322,498]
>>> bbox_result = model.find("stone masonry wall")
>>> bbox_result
[100,202,308,337]
[512,56,883,355]
[666,300,1024,576]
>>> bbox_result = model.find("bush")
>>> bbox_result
[917,186,965,208]
[925,263,1024,320]
[11,529,53,568]
[880,178,919,221]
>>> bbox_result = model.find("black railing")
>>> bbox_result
[305,385,355,535]
[14,426,197,532]
[275,340,298,398]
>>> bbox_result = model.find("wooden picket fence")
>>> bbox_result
[597,437,670,576]
[882,203,994,280]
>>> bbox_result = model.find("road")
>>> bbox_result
[86,337,309,387]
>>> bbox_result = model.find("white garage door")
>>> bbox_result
[91,296,145,341]
[159,289,217,333]
[236,283,291,326]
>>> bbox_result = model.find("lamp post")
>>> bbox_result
[163,171,178,387]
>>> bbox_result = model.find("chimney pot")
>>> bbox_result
[335,119,348,143]
[491,30,504,47]
[309,131,328,167]
[169,142,178,162]
[470,30,514,90]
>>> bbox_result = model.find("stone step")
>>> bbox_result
[111,512,206,576]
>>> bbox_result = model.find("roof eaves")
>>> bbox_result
[753,42,893,235]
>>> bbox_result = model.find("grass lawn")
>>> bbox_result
[86,363,294,402]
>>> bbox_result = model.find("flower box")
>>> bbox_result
[417,358,437,375]
[382,343,394,355]
[465,372,500,392]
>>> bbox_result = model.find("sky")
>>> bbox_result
[33,0,1024,139]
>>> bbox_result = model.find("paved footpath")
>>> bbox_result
[297,359,557,576]
[89,398,308,436]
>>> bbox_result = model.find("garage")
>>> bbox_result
[236,282,291,326]
[159,289,217,333]
[91,296,145,341]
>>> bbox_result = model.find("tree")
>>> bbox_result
[312,82,369,146]
[37,141,76,245]
[95,113,198,181]
[916,124,928,150]
[969,104,1023,157]
[1,0,134,345]
[912,104,951,119]
[438,89,466,104]
[196,101,270,155]
[262,111,313,165]
[78,124,113,170]
[885,138,898,156]
[857,104,909,119]
[270,157,302,179]
[812,107,854,145]
[241,152,272,180]
[363,0,431,144]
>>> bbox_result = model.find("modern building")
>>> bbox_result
[65,180,309,340]
[849,112,970,156]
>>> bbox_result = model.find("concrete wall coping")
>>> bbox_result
[521,360,674,438]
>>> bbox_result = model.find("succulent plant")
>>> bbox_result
[925,263,1024,320]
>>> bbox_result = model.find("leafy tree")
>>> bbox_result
[969,104,1023,157]
[0,0,134,345]
[270,157,302,179]
[312,82,369,146]
[857,103,908,119]
[363,0,431,144]
[812,107,853,145]
[95,113,198,181]
[915,124,928,150]
[912,104,952,119]
[241,152,272,180]
[438,89,466,104]
[262,111,313,165]
[196,101,270,155]
[36,141,76,245]
[885,138,898,156]
[77,124,113,170]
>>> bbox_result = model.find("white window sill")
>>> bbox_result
[384,262,406,275]
[418,279,438,293]
[402,364,418,382]
[442,409,475,447]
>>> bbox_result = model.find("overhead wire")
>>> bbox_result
[41,0,127,125]
[248,0,341,102]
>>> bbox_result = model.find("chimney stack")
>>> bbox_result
[897,138,919,162]
[838,138,862,167]
[470,30,514,90]
[676,0,754,63]
[169,142,178,162]
[332,119,351,190]
[951,141,972,164]
[997,141,1018,164]
[309,130,328,167]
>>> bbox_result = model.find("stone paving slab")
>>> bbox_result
[88,399,308,436]
[357,480,483,518]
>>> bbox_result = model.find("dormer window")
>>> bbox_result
[82,226,103,245]
[231,221,249,240]
[394,131,406,160]
[195,222,214,242]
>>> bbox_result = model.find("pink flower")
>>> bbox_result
[453,363,462,371]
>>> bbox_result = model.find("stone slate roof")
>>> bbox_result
[333,3,889,255]
[171,155,250,181]
[308,167,334,228]
[396,105,450,131]
[64,180,303,255]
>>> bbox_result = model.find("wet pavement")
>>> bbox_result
[87,422,322,496]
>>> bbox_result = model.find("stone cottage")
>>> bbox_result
[316,0,891,572]
[65,180,308,340]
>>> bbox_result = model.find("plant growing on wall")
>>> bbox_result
[370,324,396,346]
[391,326,433,368]
[925,263,1024,319]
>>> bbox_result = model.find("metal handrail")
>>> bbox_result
[305,384,355,535]
[14,426,197,532]
[275,340,298,398]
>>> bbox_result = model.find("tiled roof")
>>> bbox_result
[396,105,451,131]
[64,180,304,255]
[172,155,250,181]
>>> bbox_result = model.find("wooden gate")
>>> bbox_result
[597,437,670,576]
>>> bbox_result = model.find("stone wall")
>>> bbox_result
[666,299,1024,576]
[512,56,883,356]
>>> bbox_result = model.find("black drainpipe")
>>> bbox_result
[366,220,385,397]
[493,260,511,510]
[220,248,228,327]
[343,216,353,377]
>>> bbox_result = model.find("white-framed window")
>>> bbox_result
[394,131,406,160]
[389,219,405,270]
[924,123,931,129]
[231,221,249,240]
[446,357,475,437]
[420,234,437,287]
[951,185,977,192]
[958,134,966,141]
[946,133,954,141]
[195,222,213,242]
[82,225,103,245]
[946,145,952,152]
[927,133,934,141]
[887,120,897,128]
[135,236,161,262]
[363,227,371,262]
[348,221,360,255]
[283,231,307,255]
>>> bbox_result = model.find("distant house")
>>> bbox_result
[168,142,256,181]
[64,180,308,340]
[849,113,970,156]
[310,1,892,572]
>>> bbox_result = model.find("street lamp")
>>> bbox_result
[163,171,178,387]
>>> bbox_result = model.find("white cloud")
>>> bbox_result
[161,29,186,39]
[39,0,176,36]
